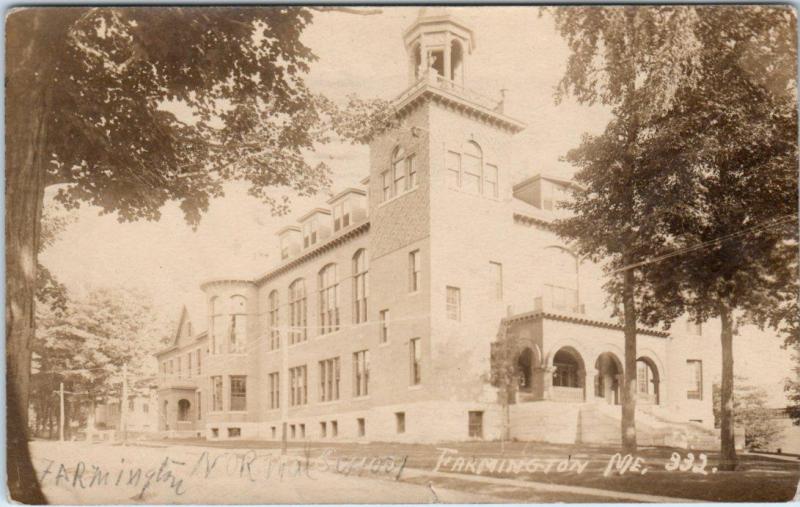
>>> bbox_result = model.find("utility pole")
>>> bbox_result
[59,382,65,442]
[121,364,128,443]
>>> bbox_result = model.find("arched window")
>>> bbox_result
[268,290,280,350]
[450,39,465,83]
[353,250,368,324]
[210,296,224,355]
[636,357,660,404]
[289,279,307,344]
[462,141,482,194]
[382,146,417,203]
[229,295,247,354]
[318,264,339,334]
[543,247,579,313]
[445,141,497,198]
[553,348,584,389]
[178,399,191,422]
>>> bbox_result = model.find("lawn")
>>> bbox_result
[159,438,800,502]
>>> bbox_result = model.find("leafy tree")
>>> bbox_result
[489,320,520,443]
[631,5,797,470]
[31,286,170,440]
[549,6,696,451]
[713,378,784,451]
[5,7,383,502]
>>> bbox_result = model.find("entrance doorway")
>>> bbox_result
[594,352,622,405]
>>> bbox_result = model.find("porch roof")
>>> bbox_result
[504,309,670,338]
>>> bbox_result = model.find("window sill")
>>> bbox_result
[353,395,371,401]
[377,186,419,209]
[317,399,342,406]
[446,186,500,201]
[408,384,423,391]
[378,341,390,348]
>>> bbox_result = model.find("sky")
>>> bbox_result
[39,7,793,402]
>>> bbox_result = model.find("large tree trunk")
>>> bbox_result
[6,9,54,503]
[621,266,638,452]
[718,305,738,470]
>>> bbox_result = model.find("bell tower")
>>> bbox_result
[403,7,476,86]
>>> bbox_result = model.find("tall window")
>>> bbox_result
[446,141,498,198]
[353,250,368,324]
[212,376,223,411]
[484,164,499,198]
[468,411,484,438]
[289,279,307,344]
[290,365,307,406]
[302,218,318,248]
[381,170,392,201]
[229,295,247,353]
[178,399,190,421]
[409,250,421,292]
[318,264,340,334]
[269,372,280,409]
[319,357,341,402]
[392,146,406,196]
[543,247,579,312]
[687,360,703,400]
[462,141,482,194]
[211,297,224,355]
[196,392,201,420]
[353,350,370,397]
[196,349,201,375]
[407,155,417,189]
[333,200,352,232]
[410,338,422,385]
[446,151,461,189]
[177,356,182,378]
[230,376,246,411]
[379,309,389,343]
[446,286,461,321]
[268,290,280,350]
[186,352,192,378]
[490,261,503,300]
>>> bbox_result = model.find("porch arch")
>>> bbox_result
[594,351,623,405]
[636,356,661,405]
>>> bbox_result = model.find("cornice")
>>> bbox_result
[504,310,670,338]
[255,221,370,285]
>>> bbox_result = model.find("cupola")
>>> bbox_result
[403,7,476,86]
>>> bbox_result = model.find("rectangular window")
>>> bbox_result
[212,428,219,438]
[196,349,201,375]
[490,262,503,300]
[686,320,703,336]
[290,365,308,406]
[230,375,246,411]
[353,350,370,397]
[393,156,405,195]
[177,357,182,378]
[462,151,482,194]
[331,420,338,437]
[229,314,246,353]
[212,376,223,411]
[382,170,392,201]
[485,164,498,198]
[410,338,422,385]
[290,424,296,439]
[468,411,484,438]
[379,309,389,343]
[446,151,461,189]
[409,250,421,292]
[143,403,149,414]
[319,357,341,402]
[271,426,277,439]
[186,353,192,378]
[320,422,327,438]
[687,360,703,400]
[396,412,406,434]
[302,218,318,248]
[269,372,280,409]
[357,417,366,437]
[228,427,241,438]
[333,200,351,232]
[406,155,417,190]
[446,286,461,321]
[300,423,306,439]
[196,392,201,420]
[168,359,174,375]
[637,361,649,394]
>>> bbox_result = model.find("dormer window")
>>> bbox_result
[542,181,569,211]
[333,200,351,232]
[302,218,318,248]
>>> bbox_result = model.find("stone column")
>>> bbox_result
[536,366,555,400]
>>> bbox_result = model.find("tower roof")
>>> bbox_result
[403,7,475,51]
